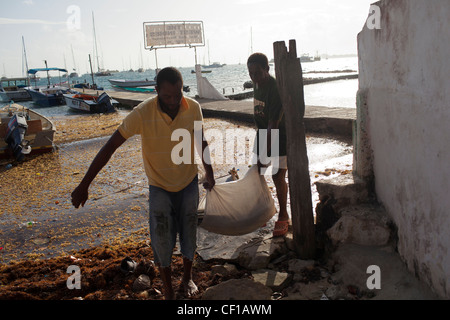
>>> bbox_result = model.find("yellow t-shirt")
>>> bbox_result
[118,96,203,192]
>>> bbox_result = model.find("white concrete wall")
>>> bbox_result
[357,0,450,298]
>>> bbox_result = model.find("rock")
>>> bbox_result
[137,290,149,299]
[329,244,438,300]
[202,279,272,300]
[327,204,392,246]
[284,232,296,252]
[325,285,346,300]
[288,259,315,273]
[236,237,286,270]
[135,259,156,279]
[252,269,292,291]
[211,263,238,277]
[132,274,152,292]
[282,278,330,300]
[315,174,369,211]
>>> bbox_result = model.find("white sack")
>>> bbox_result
[200,166,276,236]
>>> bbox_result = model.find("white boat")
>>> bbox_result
[108,79,156,88]
[300,54,315,63]
[0,103,56,161]
[0,90,8,102]
[202,62,225,68]
[63,92,118,113]
[0,78,32,102]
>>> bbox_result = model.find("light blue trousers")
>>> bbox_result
[148,176,199,267]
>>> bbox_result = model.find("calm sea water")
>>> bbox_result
[2,56,358,118]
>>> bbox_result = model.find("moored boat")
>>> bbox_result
[63,92,118,113]
[0,103,56,161]
[202,62,225,68]
[300,54,315,63]
[111,85,156,94]
[25,86,69,107]
[108,79,156,88]
[191,70,212,74]
[0,78,32,102]
[26,65,72,107]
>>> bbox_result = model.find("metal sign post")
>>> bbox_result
[143,20,205,79]
[143,21,226,100]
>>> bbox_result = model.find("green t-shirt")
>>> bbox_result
[253,76,287,157]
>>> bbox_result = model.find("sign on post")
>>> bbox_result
[143,21,205,49]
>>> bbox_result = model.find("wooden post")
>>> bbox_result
[273,39,315,259]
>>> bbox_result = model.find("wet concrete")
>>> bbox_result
[0,118,353,264]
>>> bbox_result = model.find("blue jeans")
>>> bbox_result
[148,176,199,267]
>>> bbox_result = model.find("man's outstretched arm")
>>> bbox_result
[71,130,127,208]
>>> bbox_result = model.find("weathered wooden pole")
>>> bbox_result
[273,39,315,259]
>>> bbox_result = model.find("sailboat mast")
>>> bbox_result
[71,45,78,73]
[44,60,50,87]
[250,27,253,54]
[89,54,95,86]
[92,12,101,73]
[22,36,29,79]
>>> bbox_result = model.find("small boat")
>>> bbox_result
[25,86,70,107]
[63,92,118,113]
[108,79,156,88]
[111,85,190,93]
[300,54,315,63]
[191,70,212,74]
[0,77,32,102]
[0,103,56,161]
[95,70,112,77]
[202,62,225,68]
[0,90,8,102]
[26,65,71,107]
[73,83,104,91]
[112,85,156,94]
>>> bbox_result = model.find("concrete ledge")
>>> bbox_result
[80,89,356,138]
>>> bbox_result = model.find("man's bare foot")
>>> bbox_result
[182,279,199,297]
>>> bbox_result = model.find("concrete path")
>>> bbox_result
[79,89,356,138]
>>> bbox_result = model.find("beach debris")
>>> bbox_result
[30,237,50,245]
[132,274,152,292]
[120,257,137,275]
[243,80,253,89]
[70,255,82,262]
[226,167,240,181]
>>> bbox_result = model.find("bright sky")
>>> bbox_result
[0,0,376,77]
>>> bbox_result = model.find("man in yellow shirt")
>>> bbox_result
[71,67,215,300]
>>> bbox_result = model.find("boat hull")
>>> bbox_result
[0,89,32,102]
[26,88,67,107]
[108,79,156,88]
[111,85,156,93]
[0,91,9,102]
[0,104,56,160]
[63,93,117,113]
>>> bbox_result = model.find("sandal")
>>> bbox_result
[273,220,289,237]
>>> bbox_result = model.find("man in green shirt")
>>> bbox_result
[247,52,289,237]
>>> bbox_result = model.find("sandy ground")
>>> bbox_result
[0,111,355,301]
